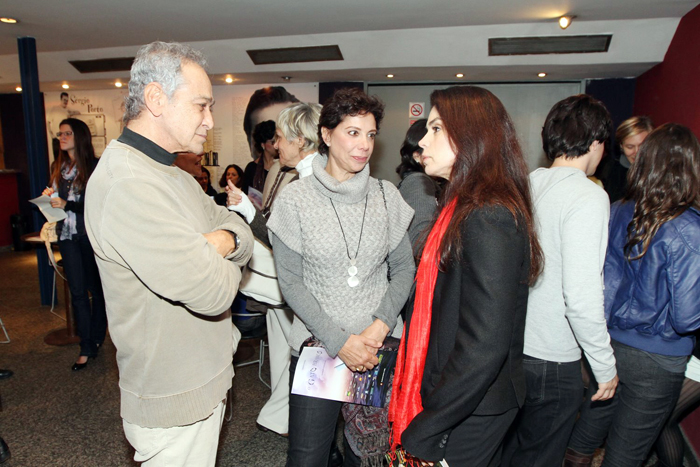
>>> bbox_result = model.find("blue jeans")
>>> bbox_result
[502,357,583,467]
[568,340,685,467]
[58,235,106,357]
[286,356,360,467]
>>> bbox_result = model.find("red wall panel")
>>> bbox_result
[633,4,700,136]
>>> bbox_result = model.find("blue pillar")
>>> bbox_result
[18,37,53,305]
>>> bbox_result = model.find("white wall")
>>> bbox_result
[45,83,319,190]
[367,82,584,185]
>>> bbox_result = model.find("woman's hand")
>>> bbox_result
[42,187,54,197]
[226,180,255,223]
[50,197,67,209]
[360,319,390,355]
[226,180,243,206]
[338,334,381,372]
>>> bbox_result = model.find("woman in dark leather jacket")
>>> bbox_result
[567,123,700,467]
[388,86,543,466]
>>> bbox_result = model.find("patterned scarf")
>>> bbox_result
[58,163,79,241]
[388,198,457,449]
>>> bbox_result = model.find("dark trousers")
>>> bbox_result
[443,407,518,467]
[568,341,685,467]
[58,235,107,357]
[286,356,361,467]
[502,357,583,467]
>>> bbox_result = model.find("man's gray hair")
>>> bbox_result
[123,41,208,124]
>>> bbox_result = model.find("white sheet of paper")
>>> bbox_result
[29,195,68,223]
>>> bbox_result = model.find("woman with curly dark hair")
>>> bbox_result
[42,118,106,371]
[567,124,700,466]
[388,86,542,465]
[267,88,415,466]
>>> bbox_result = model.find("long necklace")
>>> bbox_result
[330,195,368,288]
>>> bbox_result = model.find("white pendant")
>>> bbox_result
[348,275,360,287]
[348,265,358,276]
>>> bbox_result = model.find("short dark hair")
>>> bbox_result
[243,86,299,142]
[542,94,613,161]
[60,92,69,99]
[317,88,384,156]
[396,119,427,179]
[252,120,277,155]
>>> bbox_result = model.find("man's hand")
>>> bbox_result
[591,375,619,401]
[203,230,237,257]
[360,319,390,355]
[338,334,381,372]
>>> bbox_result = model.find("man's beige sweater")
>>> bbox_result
[85,138,253,428]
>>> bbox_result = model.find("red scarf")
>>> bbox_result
[389,198,457,449]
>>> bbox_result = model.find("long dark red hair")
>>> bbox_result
[431,86,543,283]
[49,118,96,190]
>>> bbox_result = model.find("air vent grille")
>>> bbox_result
[69,57,134,74]
[489,35,612,55]
[247,45,343,65]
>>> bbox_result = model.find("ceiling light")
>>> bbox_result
[62,84,70,89]
[114,81,123,88]
[0,17,18,24]
[456,73,464,78]
[225,76,233,84]
[559,16,574,29]
[538,72,547,78]
[386,74,394,78]
[281,76,292,81]
[15,86,21,92]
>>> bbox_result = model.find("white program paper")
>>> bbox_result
[29,195,68,223]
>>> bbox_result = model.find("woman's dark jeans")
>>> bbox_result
[286,356,361,467]
[58,235,107,357]
[568,340,685,467]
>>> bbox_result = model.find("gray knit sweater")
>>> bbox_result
[267,155,415,357]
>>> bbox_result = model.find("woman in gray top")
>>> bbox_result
[267,88,415,467]
[396,118,440,252]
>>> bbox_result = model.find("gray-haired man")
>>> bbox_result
[85,42,253,466]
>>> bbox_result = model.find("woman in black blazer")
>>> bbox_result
[388,86,543,466]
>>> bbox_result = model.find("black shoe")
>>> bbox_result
[72,357,89,371]
[328,441,343,467]
[0,370,12,380]
[0,436,10,464]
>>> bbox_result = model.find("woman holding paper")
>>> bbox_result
[388,86,543,466]
[42,118,106,371]
[267,88,415,467]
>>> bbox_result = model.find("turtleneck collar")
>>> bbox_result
[311,154,370,203]
[295,151,319,179]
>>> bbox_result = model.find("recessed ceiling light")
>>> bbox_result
[0,18,18,24]
[225,76,233,84]
[15,86,21,92]
[62,84,70,89]
[281,76,292,81]
[114,82,123,88]
[538,72,547,78]
[456,73,464,78]
[386,74,394,78]
[559,15,574,29]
